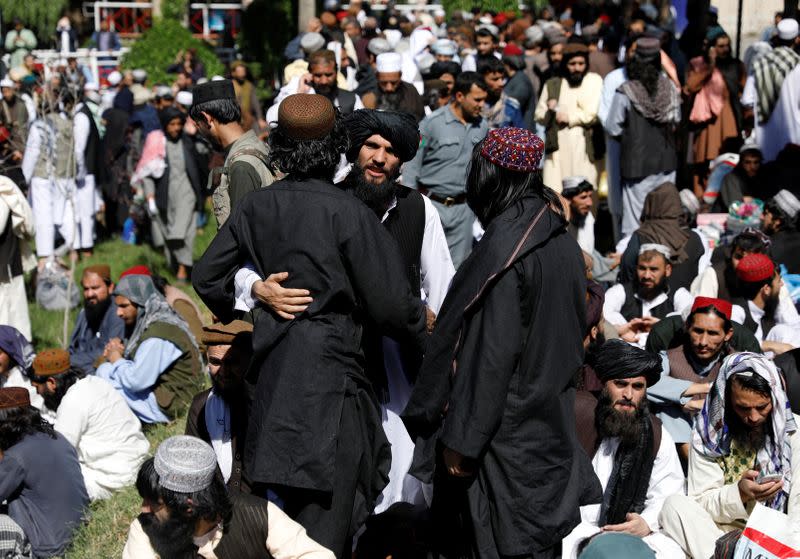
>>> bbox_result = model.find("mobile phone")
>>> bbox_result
[756,472,783,484]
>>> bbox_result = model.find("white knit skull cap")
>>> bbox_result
[154,435,217,493]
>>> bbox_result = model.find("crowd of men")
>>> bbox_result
[0,1,800,558]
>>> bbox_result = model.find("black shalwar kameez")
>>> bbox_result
[403,195,602,558]
[192,177,428,557]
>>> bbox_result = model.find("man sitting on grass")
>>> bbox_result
[0,387,88,558]
[122,435,335,558]
[96,271,202,423]
[30,348,150,501]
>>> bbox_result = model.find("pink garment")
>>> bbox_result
[689,58,726,124]
[131,129,166,186]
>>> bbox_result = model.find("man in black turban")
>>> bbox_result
[340,109,421,216]
[570,339,684,557]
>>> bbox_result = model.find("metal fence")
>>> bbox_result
[30,48,130,85]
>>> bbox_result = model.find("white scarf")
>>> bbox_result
[204,390,232,483]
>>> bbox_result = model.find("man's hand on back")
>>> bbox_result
[252,272,313,320]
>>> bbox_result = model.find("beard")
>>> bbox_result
[377,89,403,112]
[636,275,669,301]
[211,373,244,405]
[84,297,112,330]
[726,408,770,453]
[566,70,586,87]
[315,83,338,101]
[234,76,246,85]
[343,162,398,216]
[570,209,588,229]
[595,388,648,446]
[42,380,71,412]
[138,511,198,559]
[764,289,780,320]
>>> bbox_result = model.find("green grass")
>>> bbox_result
[26,211,217,557]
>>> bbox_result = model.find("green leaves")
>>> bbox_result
[120,18,224,86]
[0,0,68,40]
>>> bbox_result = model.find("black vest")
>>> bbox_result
[337,89,357,116]
[383,187,426,294]
[618,94,677,180]
[0,214,21,283]
[79,103,102,176]
[731,297,776,338]
[620,282,674,322]
[213,492,273,559]
[364,186,426,398]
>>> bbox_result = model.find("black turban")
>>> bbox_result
[593,339,662,387]
[343,109,420,163]
[159,106,186,130]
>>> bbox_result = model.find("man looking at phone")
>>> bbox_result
[660,352,800,559]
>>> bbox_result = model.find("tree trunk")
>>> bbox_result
[298,0,315,33]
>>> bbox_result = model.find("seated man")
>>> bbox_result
[69,265,126,373]
[96,272,202,423]
[660,352,800,559]
[186,320,252,493]
[567,340,684,558]
[604,245,691,348]
[0,387,89,558]
[775,347,800,414]
[690,229,768,301]
[648,297,735,461]
[731,253,800,352]
[762,189,800,274]
[30,349,149,501]
[122,435,334,558]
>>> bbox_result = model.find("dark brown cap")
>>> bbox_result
[278,94,336,140]
[635,37,661,59]
[31,348,71,377]
[202,320,254,345]
[0,387,30,410]
[83,264,112,283]
[563,42,589,58]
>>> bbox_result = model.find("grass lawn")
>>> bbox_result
[27,213,217,557]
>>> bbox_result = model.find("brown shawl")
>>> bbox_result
[636,182,690,263]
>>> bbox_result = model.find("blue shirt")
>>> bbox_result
[402,104,488,197]
[69,300,126,374]
[96,337,182,423]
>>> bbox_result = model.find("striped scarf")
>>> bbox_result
[693,352,796,511]
[753,46,800,122]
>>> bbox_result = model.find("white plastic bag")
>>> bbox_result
[733,503,800,559]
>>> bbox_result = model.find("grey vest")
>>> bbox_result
[211,130,273,227]
[33,114,76,180]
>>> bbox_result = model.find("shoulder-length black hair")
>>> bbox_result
[267,114,349,181]
[0,405,56,450]
[466,140,562,226]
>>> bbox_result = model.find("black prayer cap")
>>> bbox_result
[593,339,662,387]
[343,109,420,163]
[190,79,236,108]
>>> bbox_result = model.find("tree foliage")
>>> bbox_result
[440,0,520,16]
[121,18,224,85]
[237,0,294,82]
[0,0,68,43]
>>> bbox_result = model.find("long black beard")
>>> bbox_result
[566,70,586,87]
[764,290,780,320]
[84,297,112,331]
[315,84,338,102]
[343,163,397,217]
[138,511,198,559]
[595,389,648,447]
[42,380,71,412]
